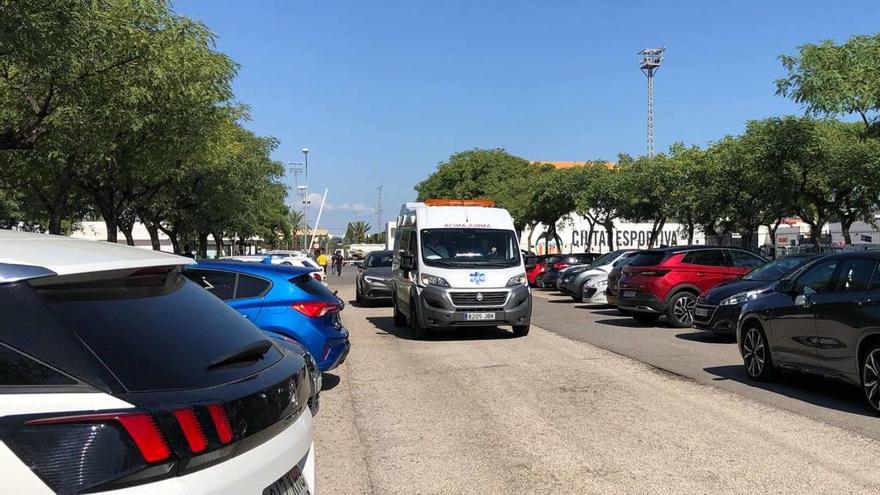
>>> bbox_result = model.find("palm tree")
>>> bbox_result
[345,221,372,243]
[286,209,307,250]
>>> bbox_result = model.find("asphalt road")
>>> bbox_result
[313,269,880,494]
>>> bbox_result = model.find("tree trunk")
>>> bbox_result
[687,221,695,245]
[604,221,615,252]
[649,218,666,247]
[197,232,209,259]
[48,211,63,236]
[841,218,854,245]
[143,220,162,251]
[525,223,536,252]
[158,224,180,254]
[213,232,225,258]
[122,225,135,246]
[104,217,118,243]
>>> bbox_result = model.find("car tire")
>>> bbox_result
[512,324,530,337]
[861,344,880,414]
[666,291,697,328]
[393,296,406,327]
[355,285,362,304]
[409,296,427,340]
[579,281,590,303]
[742,325,776,381]
[632,313,659,324]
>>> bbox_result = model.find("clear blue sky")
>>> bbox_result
[174,0,880,236]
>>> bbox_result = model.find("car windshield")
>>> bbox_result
[367,253,393,268]
[743,256,812,281]
[590,250,628,267]
[420,228,520,267]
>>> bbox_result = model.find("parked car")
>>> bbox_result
[540,253,600,288]
[618,246,767,327]
[186,260,350,371]
[555,263,593,290]
[0,231,315,494]
[356,249,394,305]
[560,250,637,303]
[605,252,639,310]
[737,252,880,413]
[525,254,552,287]
[693,254,819,335]
[222,254,327,283]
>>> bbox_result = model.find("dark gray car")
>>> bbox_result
[356,250,394,305]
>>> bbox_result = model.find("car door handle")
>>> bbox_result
[857,298,873,306]
[696,272,706,277]
[241,313,249,319]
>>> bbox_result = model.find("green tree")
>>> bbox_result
[344,221,372,244]
[415,148,539,233]
[529,167,578,251]
[614,154,678,247]
[0,0,170,150]
[777,34,880,135]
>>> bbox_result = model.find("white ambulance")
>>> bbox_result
[391,199,531,339]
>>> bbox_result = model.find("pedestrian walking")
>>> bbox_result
[316,249,328,275]
[332,251,343,276]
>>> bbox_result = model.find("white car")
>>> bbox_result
[0,230,315,495]
[560,250,637,304]
[222,254,326,283]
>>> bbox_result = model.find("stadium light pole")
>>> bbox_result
[639,47,664,157]
[302,148,310,251]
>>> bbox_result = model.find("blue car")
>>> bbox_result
[185,261,350,371]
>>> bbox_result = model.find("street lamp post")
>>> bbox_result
[286,161,304,250]
[302,148,310,251]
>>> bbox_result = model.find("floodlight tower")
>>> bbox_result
[376,185,384,233]
[639,47,665,157]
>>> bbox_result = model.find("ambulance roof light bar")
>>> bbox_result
[423,198,496,207]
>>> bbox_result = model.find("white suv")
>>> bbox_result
[0,230,315,494]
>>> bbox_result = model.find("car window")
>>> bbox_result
[835,258,877,292]
[794,259,839,295]
[628,251,666,267]
[682,250,727,267]
[367,253,393,268]
[236,274,271,299]
[728,250,765,269]
[0,343,76,387]
[184,268,236,300]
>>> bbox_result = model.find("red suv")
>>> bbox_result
[617,246,766,327]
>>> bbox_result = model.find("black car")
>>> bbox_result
[540,253,600,289]
[693,255,819,335]
[355,249,394,304]
[737,252,880,413]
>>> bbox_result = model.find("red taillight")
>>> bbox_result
[292,300,341,318]
[311,272,323,281]
[207,404,233,444]
[26,412,171,463]
[553,262,569,269]
[173,408,207,453]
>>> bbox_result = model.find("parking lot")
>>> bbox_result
[314,268,880,494]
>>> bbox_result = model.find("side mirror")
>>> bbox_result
[400,253,414,271]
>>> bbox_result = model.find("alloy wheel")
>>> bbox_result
[743,327,766,378]
[672,294,696,326]
[863,349,880,412]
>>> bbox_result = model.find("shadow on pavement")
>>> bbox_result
[348,299,392,309]
[675,331,736,345]
[590,309,627,317]
[704,365,873,417]
[367,316,516,341]
[595,318,670,329]
[320,373,340,392]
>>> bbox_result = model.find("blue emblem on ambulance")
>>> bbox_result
[469,272,486,285]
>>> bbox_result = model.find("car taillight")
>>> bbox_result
[2,404,240,493]
[207,404,233,444]
[553,262,569,269]
[292,300,341,318]
[173,408,207,453]
[311,272,323,281]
